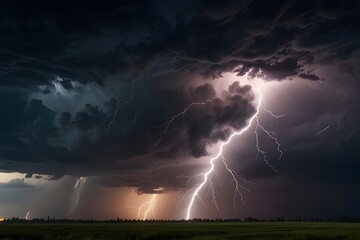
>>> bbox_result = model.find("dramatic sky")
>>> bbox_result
[0,0,360,220]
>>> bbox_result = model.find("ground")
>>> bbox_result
[0,222,359,239]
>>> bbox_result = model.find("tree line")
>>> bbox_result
[1,216,359,223]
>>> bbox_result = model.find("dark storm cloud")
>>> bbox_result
[0,0,359,194]
[1,0,359,89]
[71,82,254,169]
[0,79,256,192]
[25,173,32,178]
[73,104,106,131]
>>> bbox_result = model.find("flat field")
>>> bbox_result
[0,222,359,240]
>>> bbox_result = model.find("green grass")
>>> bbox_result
[0,222,359,240]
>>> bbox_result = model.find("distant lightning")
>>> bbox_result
[54,82,63,95]
[160,100,213,135]
[316,125,331,136]
[68,177,86,216]
[53,76,65,95]
[25,211,30,220]
[137,194,157,220]
[185,90,284,220]
[105,83,135,133]
[74,177,86,190]
[144,195,156,220]
[264,104,285,118]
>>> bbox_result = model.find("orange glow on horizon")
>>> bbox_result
[0,218,4,222]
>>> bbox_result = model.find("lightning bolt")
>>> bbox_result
[73,177,86,190]
[105,83,135,133]
[160,100,213,135]
[185,95,263,220]
[137,194,157,220]
[264,104,285,118]
[25,211,30,220]
[206,176,219,211]
[255,117,283,165]
[54,82,63,95]
[256,103,284,161]
[68,177,86,216]
[185,90,284,220]
[221,154,250,210]
[316,125,331,136]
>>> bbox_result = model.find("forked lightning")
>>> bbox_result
[183,90,284,220]
[137,194,157,220]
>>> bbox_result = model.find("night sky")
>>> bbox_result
[0,0,360,220]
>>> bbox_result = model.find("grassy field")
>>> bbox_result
[0,222,359,240]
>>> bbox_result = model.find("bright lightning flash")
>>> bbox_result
[25,210,30,220]
[54,82,63,95]
[68,177,87,216]
[185,89,284,220]
[137,194,157,220]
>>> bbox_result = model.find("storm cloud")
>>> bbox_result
[0,0,359,197]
